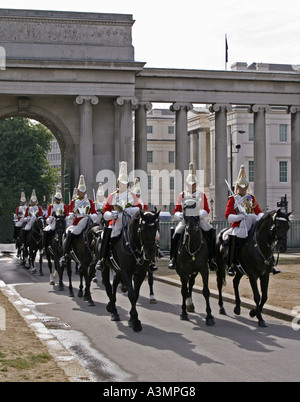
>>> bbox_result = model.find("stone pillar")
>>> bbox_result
[210,104,232,221]
[170,102,193,189]
[134,102,152,174]
[114,96,138,176]
[75,95,99,196]
[249,105,270,212]
[289,106,300,219]
[189,130,199,171]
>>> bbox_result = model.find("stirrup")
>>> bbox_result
[209,258,218,272]
[272,267,281,275]
[227,265,235,277]
[149,263,158,272]
[96,259,105,272]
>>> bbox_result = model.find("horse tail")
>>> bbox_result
[215,236,227,286]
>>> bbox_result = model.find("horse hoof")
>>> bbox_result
[234,306,241,315]
[129,319,142,332]
[88,300,95,307]
[111,314,120,322]
[258,320,267,328]
[58,285,64,291]
[180,313,189,321]
[49,280,55,286]
[69,291,74,298]
[77,291,83,298]
[39,272,44,277]
[106,303,112,313]
[206,317,215,326]
[149,295,157,304]
[249,309,257,318]
[186,304,195,313]
[219,307,227,315]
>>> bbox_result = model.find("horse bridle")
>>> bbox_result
[123,214,159,265]
[183,214,204,262]
[31,216,44,245]
[254,211,290,266]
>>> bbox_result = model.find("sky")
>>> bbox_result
[2,0,300,71]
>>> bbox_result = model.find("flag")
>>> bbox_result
[225,34,228,63]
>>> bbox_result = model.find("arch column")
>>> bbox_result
[134,101,152,174]
[114,96,138,175]
[249,105,270,211]
[75,95,99,196]
[170,102,193,189]
[289,106,300,219]
[210,103,232,221]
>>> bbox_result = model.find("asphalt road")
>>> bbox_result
[0,249,299,383]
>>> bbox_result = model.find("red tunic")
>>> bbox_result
[225,195,262,228]
[68,198,97,226]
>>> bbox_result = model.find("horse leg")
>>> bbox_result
[186,273,197,313]
[148,271,157,304]
[39,251,43,276]
[233,271,243,315]
[66,259,74,297]
[102,267,120,321]
[82,265,95,307]
[122,271,142,332]
[56,258,65,291]
[180,275,189,321]
[248,274,267,327]
[201,269,215,326]
[47,255,54,284]
[78,266,84,298]
[259,273,270,318]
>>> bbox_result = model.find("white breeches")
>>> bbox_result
[15,217,25,227]
[231,214,258,238]
[174,219,213,235]
[24,216,36,231]
[66,217,88,236]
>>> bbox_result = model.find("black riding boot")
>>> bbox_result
[60,231,73,264]
[168,232,181,270]
[205,228,218,272]
[96,227,112,271]
[227,235,237,276]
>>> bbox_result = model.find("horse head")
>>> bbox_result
[270,209,291,252]
[139,209,160,262]
[183,199,200,234]
[36,216,45,232]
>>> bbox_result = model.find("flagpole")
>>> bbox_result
[225,33,228,70]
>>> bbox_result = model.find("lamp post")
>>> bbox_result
[230,129,245,192]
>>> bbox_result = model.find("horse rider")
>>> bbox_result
[132,177,163,271]
[13,190,27,242]
[224,165,271,276]
[23,190,43,244]
[168,163,218,271]
[96,161,142,271]
[93,182,107,225]
[42,185,68,255]
[60,175,97,263]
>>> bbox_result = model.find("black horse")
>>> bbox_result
[101,208,160,332]
[215,209,291,327]
[24,216,44,274]
[62,218,98,306]
[175,200,215,326]
[44,215,66,290]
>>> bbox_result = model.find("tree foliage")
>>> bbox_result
[0,117,60,217]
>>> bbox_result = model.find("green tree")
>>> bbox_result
[0,117,60,217]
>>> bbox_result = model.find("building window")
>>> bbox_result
[147,125,153,134]
[169,176,175,190]
[248,160,254,182]
[279,124,288,142]
[148,175,153,190]
[168,151,175,163]
[168,126,174,135]
[248,123,254,141]
[279,161,288,182]
[147,151,153,163]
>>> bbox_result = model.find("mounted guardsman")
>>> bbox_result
[42,185,68,255]
[60,175,97,263]
[13,190,27,241]
[94,182,107,225]
[224,165,270,276]
[168,162,218,271]
[23,189,43,244]
[96,161,142,271]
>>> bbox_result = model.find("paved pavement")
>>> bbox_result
[0,243,300,383]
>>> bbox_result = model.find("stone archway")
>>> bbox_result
[0,98,75,197]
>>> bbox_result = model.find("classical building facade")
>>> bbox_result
[1,9,300,221]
